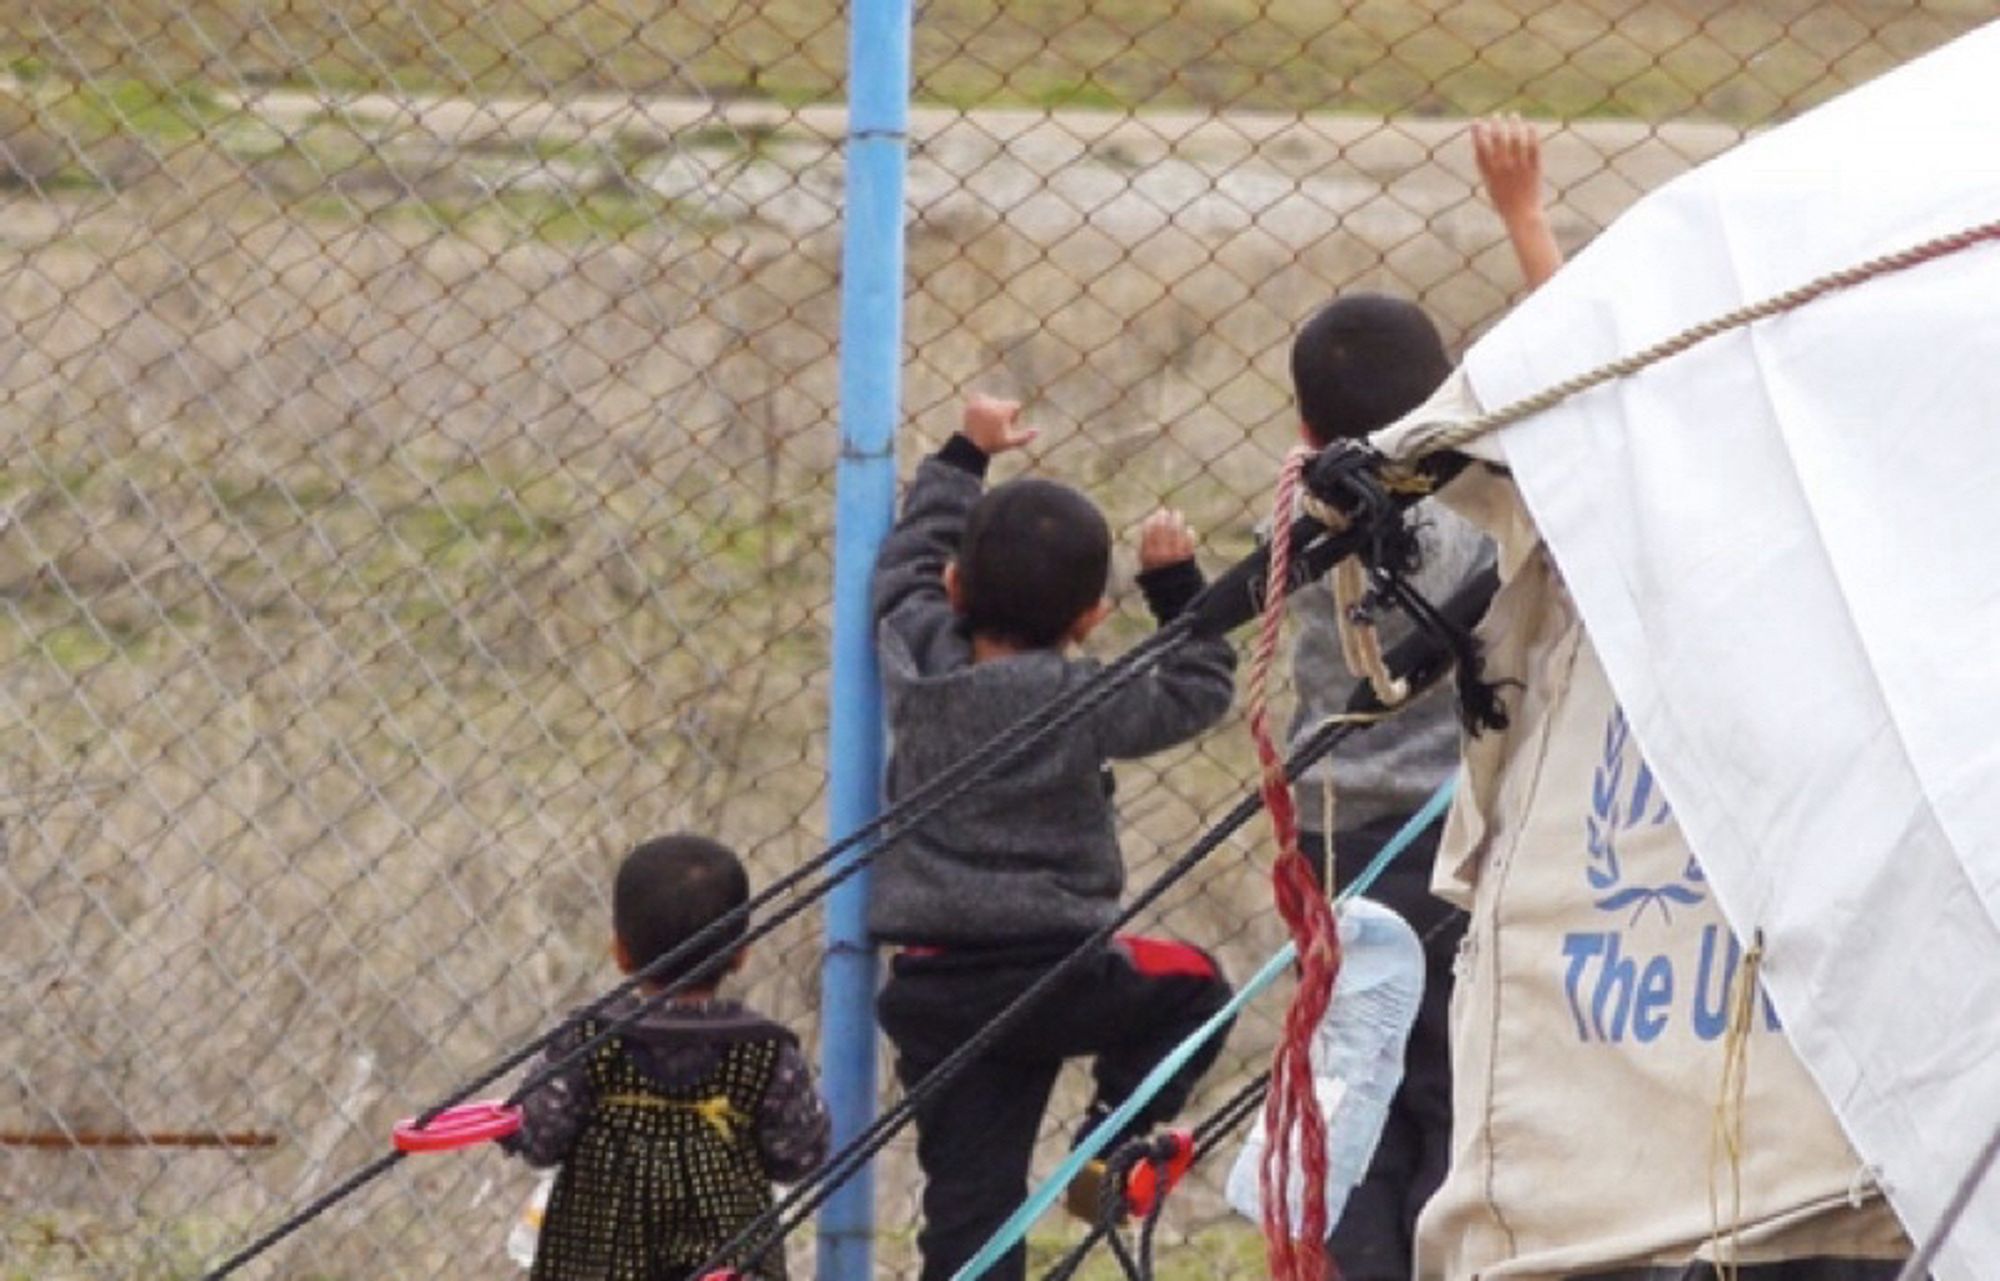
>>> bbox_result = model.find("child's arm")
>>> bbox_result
[754,1038,832,1183]
[1473,114,1564,291]
[1093,509,1238,760]
[871,395,1037,671]
[498,1021,594,1169]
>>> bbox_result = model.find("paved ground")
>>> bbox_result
[218,83,1741,243]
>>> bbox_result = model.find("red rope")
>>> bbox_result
[1246,447,1342,1281]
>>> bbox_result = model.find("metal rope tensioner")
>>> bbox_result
[1183,438,1426,641]
[1298,440,1507,735]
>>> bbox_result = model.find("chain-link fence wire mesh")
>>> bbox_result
[0,1,1985,1277]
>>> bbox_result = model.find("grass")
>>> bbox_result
[289,181,721,241]
[0,1213,1260,1281]
[0,73,736,235]
[0,450,823,676]
[2,0,1986,124]
[1,1212,244,1281]
[1026,1221,1269,1279]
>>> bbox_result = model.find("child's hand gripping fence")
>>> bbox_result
[5,10,1986,1279]
[691,552,1502,1281]
[193,475,1440,1280]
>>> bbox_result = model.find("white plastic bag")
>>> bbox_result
[506,1172,556,1270]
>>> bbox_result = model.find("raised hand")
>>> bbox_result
[1472,113,1563,289]
[960,393,1039,456]
[1137,508,1196,572]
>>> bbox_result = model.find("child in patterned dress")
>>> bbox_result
[504,834,830,1281]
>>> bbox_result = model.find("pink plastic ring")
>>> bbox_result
[392,1101,522,1153]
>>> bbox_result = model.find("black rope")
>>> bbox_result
[1102,1212,1146,1281]
[1135,1186,1167,1281]
[1191,1073,1270,1156]
[677,540,1503,1277]
[200,621,1189,1280]
[1099,1142,1153,1261]
[1372,567,1507,735]
[1041,1072,1271,1281]
[1110,1135,1176,1281]
[685,716,1366,1280]
[200,450,1431,1280]
[500,620,1193,1108]
[1043,1171,1129,1281]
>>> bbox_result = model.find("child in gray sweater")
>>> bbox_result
[871,393,1237,1281]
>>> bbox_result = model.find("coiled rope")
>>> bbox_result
[1246,446,1342,1281]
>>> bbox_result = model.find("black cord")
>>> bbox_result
[698,556,1503,1278]
[1191,1073,1270,1158]
[501,620,1192,1108]
[685,717,1366,1280]
[1103,1225,1145,1281]
[1040,1073,1273,1281]
[199,621,1188,1280]
[1136,1190,1167,1281]
[1097,1145,1148,1281]
[200,442,1454,1280]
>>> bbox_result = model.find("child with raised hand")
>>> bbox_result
[503,834,829,1281]
[1473,112,1563,290]
[1289,114,1563,1281]
[871,393,1239,1281]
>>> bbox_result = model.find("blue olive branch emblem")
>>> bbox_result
[1587,707,1701,925]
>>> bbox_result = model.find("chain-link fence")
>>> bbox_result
[1,2,1984,1277]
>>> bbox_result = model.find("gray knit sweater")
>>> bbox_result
[868,441,1238,945]
[1288,499,1493,835]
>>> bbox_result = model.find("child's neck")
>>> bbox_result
[636,981,721,1003]
[970,634,1063,664]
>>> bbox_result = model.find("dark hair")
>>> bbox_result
[612,833,749,989]
[1290,292,1452,446]
[957,477,1111,650]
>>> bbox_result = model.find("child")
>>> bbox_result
[504,834,830,1281]
[870,394,1239,1281]
[1287,115,1562,1281]
[1368,129,1911,1281]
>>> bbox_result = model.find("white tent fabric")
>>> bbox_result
[1391,21,2000,1280]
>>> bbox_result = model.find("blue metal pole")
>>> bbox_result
[818,0,911,1270]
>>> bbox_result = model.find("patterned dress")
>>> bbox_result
[527,1014,800,1281]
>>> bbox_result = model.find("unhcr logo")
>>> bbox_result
[1559,707,1778,1044]
[1586,706,1702,925]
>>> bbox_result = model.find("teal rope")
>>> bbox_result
[949,774,1458,1281]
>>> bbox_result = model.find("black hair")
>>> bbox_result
[957,476,1111,650]
[612,833,749,990]
[1290,292,1452,447]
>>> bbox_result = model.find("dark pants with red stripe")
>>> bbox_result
[877,935,1233,1281]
